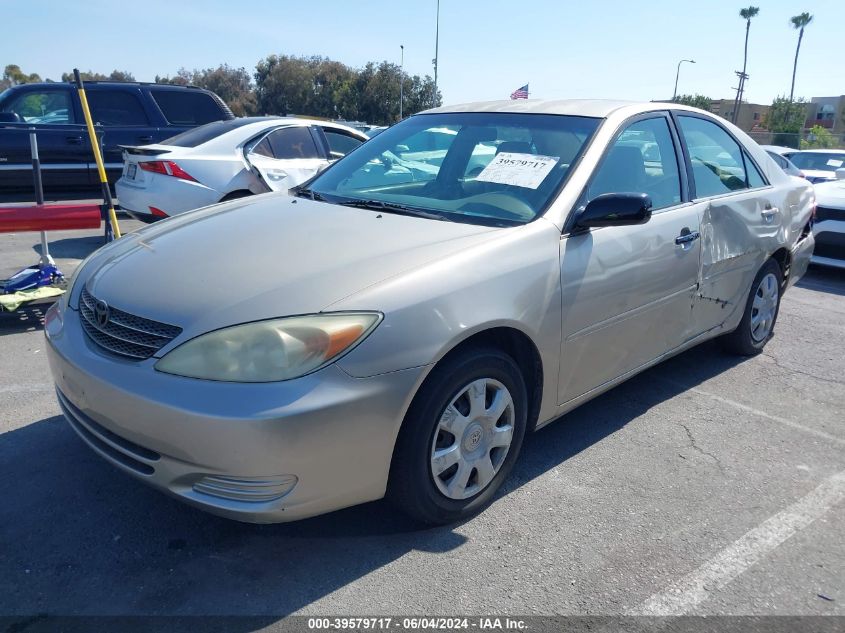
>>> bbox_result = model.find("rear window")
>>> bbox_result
[88,90,149,126]
[161,118,272,147]
[151,89,226,125]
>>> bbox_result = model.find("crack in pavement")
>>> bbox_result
[760,352,845,387]
[679,423,725,474]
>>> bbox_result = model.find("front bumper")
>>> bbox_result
[811,219,845,270]
[45,304,426,523]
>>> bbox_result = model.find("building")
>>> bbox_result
[708,99,770,134]
[804,96,845,140]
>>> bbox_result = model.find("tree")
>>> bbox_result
[181,65,256,116]
[788,12,813,103]
[1,64,41,90]
[800,125,837,149]
[764,96,807,147]
[60,70,136,82]
[673,94,712,111]
[732,6,759,123]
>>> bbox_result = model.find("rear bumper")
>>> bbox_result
[44,303,426,523]
[116,176,221,217]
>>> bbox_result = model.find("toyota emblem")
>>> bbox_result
[94,299,110,328]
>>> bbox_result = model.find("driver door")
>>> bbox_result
[246,125,328,192]
[558,114,702,404]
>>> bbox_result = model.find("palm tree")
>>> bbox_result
[732,6,759,122]
[788,12,813,103]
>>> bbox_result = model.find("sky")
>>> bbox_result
[2,0,843,107]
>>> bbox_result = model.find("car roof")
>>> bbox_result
[421,98,687,118]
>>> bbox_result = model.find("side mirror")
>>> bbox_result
[576,193,653,229]
[835,168,845,181]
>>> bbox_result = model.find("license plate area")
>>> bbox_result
[127,163,137,180]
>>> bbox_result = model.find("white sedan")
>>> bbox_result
[812,170,845,269]
[115,117,368,220]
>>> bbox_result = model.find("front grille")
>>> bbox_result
[815,206,844,223]
[814,231,845,261]
[79,287,182,360]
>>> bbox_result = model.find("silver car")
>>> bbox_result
[45,100,816,525]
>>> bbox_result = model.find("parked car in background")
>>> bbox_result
[765,150,804,179]
[0,82,233,194]
[761,144,797,156]
[811,170,845,269]
[47,100,815,526]
[116,118,367,219]
[782,149,845,184]
[365,126,388,138]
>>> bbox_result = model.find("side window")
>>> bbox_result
[677,116,749,197]
[150,90,225,125]
[3,90,74,124]
[588,117,682,211]
[744,152,767,188]
[266,126,321,159]
[88,90,149,126]
[322,129,363,157]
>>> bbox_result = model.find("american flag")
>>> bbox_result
[510,84,529,100]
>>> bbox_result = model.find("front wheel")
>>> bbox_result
[388,347,528,525]
[721,259,783,356]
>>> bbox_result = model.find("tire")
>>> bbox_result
[387,346,528,525]
[720,258,783,356]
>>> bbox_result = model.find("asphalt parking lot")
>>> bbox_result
[1,220,843,623]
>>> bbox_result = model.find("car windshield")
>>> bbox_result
[787,152,845,172]
[305,112,601,226]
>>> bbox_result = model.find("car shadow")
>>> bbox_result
[797,265,845,297]
[0,305,48,333]
[0,340,746,623]
[30,234,108,260]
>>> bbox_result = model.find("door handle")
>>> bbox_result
[675,229,700,245]
[761,205,779,221]
[66,136,83,145]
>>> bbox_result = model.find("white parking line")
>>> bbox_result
[629,470,845,615]
[662,379,845,447]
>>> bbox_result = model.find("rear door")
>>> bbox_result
[0,86,90,192]
[245,125,328,191]
[673,114,780,333]
[558,113,701,404]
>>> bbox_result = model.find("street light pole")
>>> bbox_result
[433,0,440,105]
[399,44,404,120]
[672,59,695,101]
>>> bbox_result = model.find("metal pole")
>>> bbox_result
[672,59,695,101]
[433,0,440,105]
[29,129,54,267]
[73,68,121,240]
[399,44,404,120]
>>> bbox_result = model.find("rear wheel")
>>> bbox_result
[721,259,783,356]
[388,347,527,525]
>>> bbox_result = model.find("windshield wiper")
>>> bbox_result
[292,187,327,202]
[337,199,453,222]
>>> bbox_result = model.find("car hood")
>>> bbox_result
[814,179,845,208]
[81,193,501,346]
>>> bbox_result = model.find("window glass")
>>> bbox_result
[588,116,682,210]
[88,91,149,126]
[266,126,321,159]
[3,90,73,124]
[744,153,767,188]
[308,112,600,226]
[322,129,363,157]
[787,151,845,173]
[151,90,224,125]
[677,116,748,197]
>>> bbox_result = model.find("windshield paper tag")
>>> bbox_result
[826,159,843,168]
[475,153,559,189]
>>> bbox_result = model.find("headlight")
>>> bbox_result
[154,313,381,382]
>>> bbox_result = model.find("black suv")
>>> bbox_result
[0,82,234,195]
